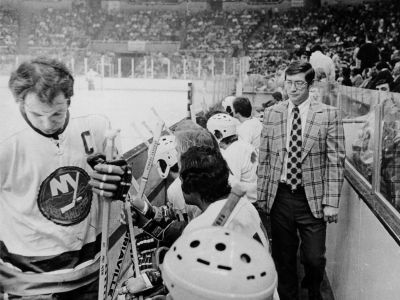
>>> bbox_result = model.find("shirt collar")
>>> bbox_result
[288,97,311,115]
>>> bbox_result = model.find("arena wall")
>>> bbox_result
[326,179,400,300]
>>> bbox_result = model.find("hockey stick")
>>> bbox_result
[137,121,164,201]
[98,130,119,300]
[131,121,150,147]
[108,230,130,300]
[150,107,174,135]
[122,123,162,300]
[125,200,140,279]
[141,121,154,136]
[212,185,246,227]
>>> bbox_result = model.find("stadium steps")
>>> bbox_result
[16,8,32,54]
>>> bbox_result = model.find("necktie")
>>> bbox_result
[287,106,302,191]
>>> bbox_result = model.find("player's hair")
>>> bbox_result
[232,97,252,118]
[220,135,238,146]
[180,146,231,204]
[310,44,323,54]
[9,57,74,105]
[285,61,315,86]
[174,119,202,133]
[175,129,219,156]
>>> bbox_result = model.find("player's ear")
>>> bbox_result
[67,99,71,106]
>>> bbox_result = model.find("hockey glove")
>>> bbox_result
[88,153,133,201]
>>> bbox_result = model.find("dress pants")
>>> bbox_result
[271,183,326,300]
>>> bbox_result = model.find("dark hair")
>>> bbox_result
[272,91,283,102]
[9,57,74,104]
[365,33,374,43]
[180,146,231,204]
[376,61,389,71]
[220,134,238,145]
[351,68,361,76]
[310,44,323,54]
[232,97,252,118]
[342,67,351,78]
[285,61,315,86]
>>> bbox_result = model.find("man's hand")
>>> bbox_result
[90,163,125,198]
[118,274,147,295]
[323,206,339,223]
[87,153,132,201]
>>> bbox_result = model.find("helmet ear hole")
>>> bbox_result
[214,130,223,140]
[241,253,251,263]
[158,160,168,173]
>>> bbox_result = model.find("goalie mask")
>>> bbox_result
[153,135,178,179]
[161,227,277,300]
[206,113,237,142]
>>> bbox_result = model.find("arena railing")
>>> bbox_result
[312,83,400,245]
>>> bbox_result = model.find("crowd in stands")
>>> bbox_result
[0,6,18,54]
[1,0,400,92]
[101,10,181,42]
[184,9,263,54]
[29,2,106,48]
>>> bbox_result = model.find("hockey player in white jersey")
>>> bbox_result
[0,58,119,299]
[207,113,258,203]
[232,96,263,151]
[118,146,275,299]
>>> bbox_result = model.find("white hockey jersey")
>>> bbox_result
[0,111,110,295]
[183,196,269,247]
[221,140,258,203]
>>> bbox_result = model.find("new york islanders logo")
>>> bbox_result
[38,167,93,226]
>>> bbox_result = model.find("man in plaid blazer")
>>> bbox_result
[257,61,345,300]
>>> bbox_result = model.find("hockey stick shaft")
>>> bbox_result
[212,186,246,227]
[150,107,173,135]
[137,121,164,200]
[108,231,130,300]
[141,121,154,135]
[131,121,150,147]
[125,201,141,277]
[98,131,118,300]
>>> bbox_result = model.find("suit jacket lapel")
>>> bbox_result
[301,101,323,162]
[272,102,288,163]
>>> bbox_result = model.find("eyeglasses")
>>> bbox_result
[284,80,308,90]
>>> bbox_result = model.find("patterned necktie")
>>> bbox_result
[287,106,302,191]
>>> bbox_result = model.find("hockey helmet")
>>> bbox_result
[153,135,178,179]
[161,227,277,300]
[222,95,236,115]
[206,113,237,141]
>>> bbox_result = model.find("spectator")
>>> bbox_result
[356,33,380,72]
[366,61,393,90]
[351,67,364,87]
[390,62,400,92]
[341,66,353,86]
[309,45,336,82]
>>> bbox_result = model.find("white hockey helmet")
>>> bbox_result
[206,113,237,141]
[153,135,178,179]
[161,227,277,300]
[222,95,236,114]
